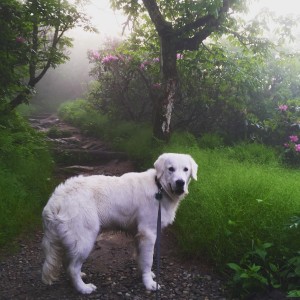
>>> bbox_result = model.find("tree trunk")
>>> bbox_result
[9,89,31,110]
[153,34,178,140]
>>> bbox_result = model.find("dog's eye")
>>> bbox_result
[168,167,175,172]
[184,167,189,172]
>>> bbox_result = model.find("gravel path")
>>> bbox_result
[0,229,226,299]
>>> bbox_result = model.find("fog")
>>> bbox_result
[33,0,126,111]
[33,0,300,111]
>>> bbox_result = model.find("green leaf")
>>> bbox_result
[249,264,261,273]
[295,266,300,276]
[227,263,242,272]
[287,290,300,297]
[269,263,278,272]
[255,248,267,261]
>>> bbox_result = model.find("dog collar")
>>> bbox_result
[155,176,163,201]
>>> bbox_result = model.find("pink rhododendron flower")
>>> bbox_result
[295,144,300,152]
[153,57,160,63]
[102,55,119,64]
[152,83,161,89]
[289,135,299,143]
[176,53,183,60]
[278,104,288,111]
[284,143,290,148]
[90,50,100,60]
[16,36,26,43]
[140,61,151,70]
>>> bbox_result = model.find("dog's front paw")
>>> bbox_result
[145,280,160,291]
[143,273,160,291]
[79,283,97,294]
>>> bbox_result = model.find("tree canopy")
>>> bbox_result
[106,0,300,140]
[109,0,252,139]
[0,0,94,111]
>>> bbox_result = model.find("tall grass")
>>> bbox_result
[0,113,54,248]
[58,99,300,271]
[175,149,300,265]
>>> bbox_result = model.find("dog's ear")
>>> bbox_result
[189,155,198,181]
[154,154,166,179]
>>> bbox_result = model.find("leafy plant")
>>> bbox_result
[227,215,300,298]
[227,242,280,298]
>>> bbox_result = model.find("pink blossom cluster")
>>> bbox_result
[284,135,300,152]
[152,83,161,89]
[16,36,26,43]
[102,55,119,64]
[290,135,299,143]
[140,61,152,70]
[90,50,100,60]
[176,53,183,60]
[278,104,288,111]
[140,54,182,70]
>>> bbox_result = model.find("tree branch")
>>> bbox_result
[141,0,172,36]
[175,0,230,50]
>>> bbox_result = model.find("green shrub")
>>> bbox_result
[227,235,300,298]
[0,112,54,247]
[47,126,72,138]
[198,133,224,149]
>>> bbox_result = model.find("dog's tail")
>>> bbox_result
[41,212,64,285]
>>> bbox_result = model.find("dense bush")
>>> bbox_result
[0,112,54,247]
[87,40,300,147]
[87,48,160,123]
[248,100,300,166]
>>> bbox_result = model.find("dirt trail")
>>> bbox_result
[0,114,226,299]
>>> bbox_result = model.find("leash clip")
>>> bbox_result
[155,190,163,201]
[155,176,163,201]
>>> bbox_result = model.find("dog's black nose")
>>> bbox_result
[176,180,185,188]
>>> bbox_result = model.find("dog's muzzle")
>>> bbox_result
[173,179,185,195]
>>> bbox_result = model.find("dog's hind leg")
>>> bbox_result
[64,227,99,294]
[67,255,97,294]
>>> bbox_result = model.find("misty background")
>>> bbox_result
[32,0,300,112]
[32,0,126,111]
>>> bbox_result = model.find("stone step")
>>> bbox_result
[53,148,128,165]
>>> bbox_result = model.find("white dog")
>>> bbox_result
[41,153,198,294]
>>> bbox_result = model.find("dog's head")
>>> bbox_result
[154,153,198,198]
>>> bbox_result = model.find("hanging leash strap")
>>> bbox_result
[155,176,163,300]
[156,198,161,300]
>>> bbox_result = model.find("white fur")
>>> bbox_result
[41,153,198,294]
